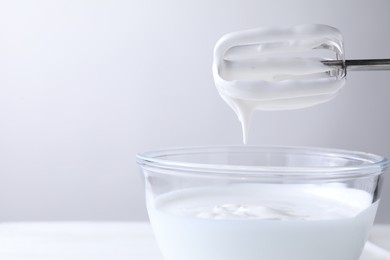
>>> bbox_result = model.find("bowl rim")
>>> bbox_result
[136,145,388,180]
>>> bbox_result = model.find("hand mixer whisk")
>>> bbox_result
[212,24,389,143]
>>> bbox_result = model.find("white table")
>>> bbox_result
[0,222,388,260]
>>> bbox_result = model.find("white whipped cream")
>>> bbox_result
[212,24,346,143]
[148,184,377,260]
[154,184,372,220]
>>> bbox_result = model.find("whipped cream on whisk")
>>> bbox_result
[212,24,346,143]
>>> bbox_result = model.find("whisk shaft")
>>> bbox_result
[322,59,390,71]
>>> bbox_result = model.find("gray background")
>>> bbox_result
[0,0,389,223]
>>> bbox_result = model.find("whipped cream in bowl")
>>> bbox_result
[137,146,388,260]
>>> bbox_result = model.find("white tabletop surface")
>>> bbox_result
[0,222,388,260]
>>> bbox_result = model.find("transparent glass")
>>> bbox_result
[136,146,388,260]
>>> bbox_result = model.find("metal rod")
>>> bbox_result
[322,59,390,71]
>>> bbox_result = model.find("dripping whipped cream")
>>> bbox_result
[212,24,346,143]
